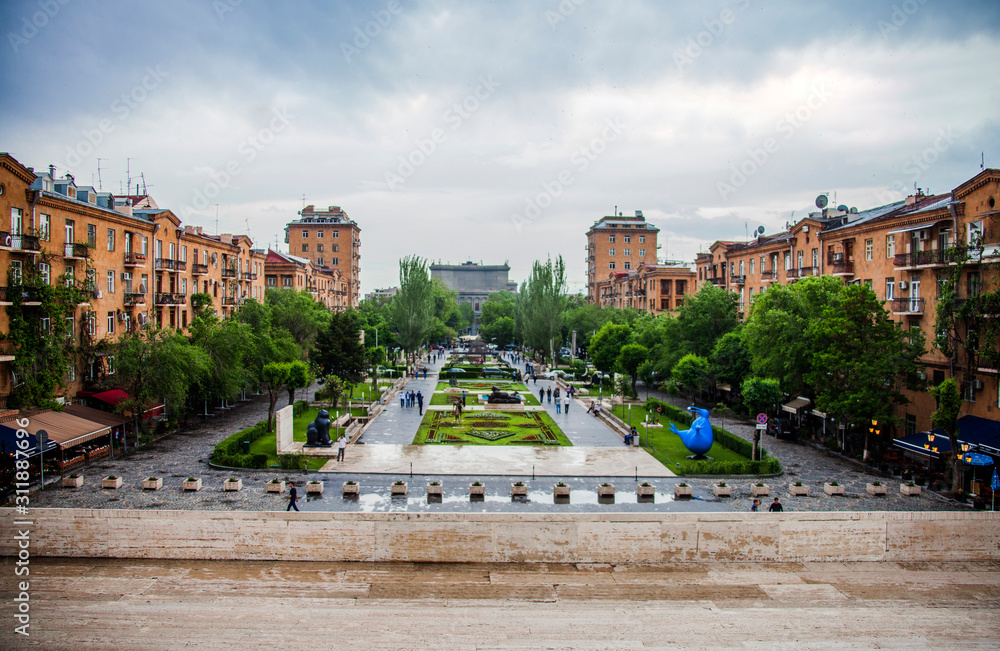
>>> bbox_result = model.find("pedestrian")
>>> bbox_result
[423,368,427,379]
[539,387,545,403]
[768,497,784,512]
[400,392,405,409]
[751,499,760,512]
[533,374,537,385]
[417,391,424,415]
[556,397,561,414]
[547,387,552,403]
[593,401,601,418]
[462,391,467,406]
[337,434,346,462]
[586,400,595,414]
[563,395,570,414]
[286,482,299,511]
[554,387,560,401]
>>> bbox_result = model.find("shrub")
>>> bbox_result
[830,480,840,486]
[556,482,567,487]
[873,480,882,486]
[394,480,405,485]
[717,481,726,487]
[270,478,281,484]
[795,481,803,486]
[513,481,524,486]
[644,397,772,461]
[640,482,652,487]
[471,481,482,486]
[429,481,440,486]
[147,477,157,481]
[679,458,781,476]
[69,473,79,478]
[678,482,688,487]
[279,454,307,470]
[756,482,764,487]
[211,420,272,468]
[228,477,237,482]
[187,477,196,482]
[293,400,310,417]
[106,475,117,480]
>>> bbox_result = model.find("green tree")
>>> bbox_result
[115,328,210,423]
[805,284,926,460]
[314,309,366,384]
[616,343,648,397]
[929,378,964,495]
[286,360,312,406]
[675,283,739,357]
[316,374,346,409]
[709,330,752,391]
[261,362,292,432]
[265,288,330,349]
[516,256,567,360]
[587,322,632,374]
[391,255,435,361]
[480,316,516,348]
[672,353,710,403]
[563,299,609,351]
[740,376,783,460]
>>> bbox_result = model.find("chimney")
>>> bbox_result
[49,164,56,179]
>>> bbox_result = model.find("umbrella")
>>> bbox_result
[446,368,466,374]
[991,468,999,511]
[958,452,994,466]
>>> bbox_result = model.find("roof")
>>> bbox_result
[0,423,59,458]
[64,404,127,428]
[91,389,130,407]
[28,411,111,448]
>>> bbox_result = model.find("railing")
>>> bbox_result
[221,268,237,279]
[154,292,185,305]
[708,276,726,285]
[730,274,745,284]
[174,260,187,271]
[0,286,40,303]
[10,234,41,252]
[0,231,10,248]
[63,242,91,259]
[760,271,778,281]
[890,297,925,314]
[828,259,854,275]
[154,258,176,270]
[191,263,209,275]
[222,296,239,306]
[124,252,147,265]
[241,272,257,280]
[894,247,968,268]
[124,292,146,306]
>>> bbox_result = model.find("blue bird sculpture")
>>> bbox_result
[668,406,714,458]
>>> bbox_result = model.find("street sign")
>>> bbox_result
[756,413,768,425]
[756,424,767,431]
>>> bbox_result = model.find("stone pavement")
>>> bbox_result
[360,353,446,445]
[3,556,998,649]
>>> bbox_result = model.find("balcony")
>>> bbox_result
[0,338,17,362]
[9,234,41,253]
[894,247,967,270]
[221,268,237,279]
[124,252,147,267]
[154,258,176,271]
[0,286,41,305]
[124,292,146,306]
[191,263,209,275]
[828,259,855,276]
[174,260,187,271]
[241,272,257,281]
[760,271,778,282]
[730,274,746,285]
[222,296,239,306]
[708,276,726,287]
[63,242,91,259]
[154,292,185,305]
[890,297,925,315]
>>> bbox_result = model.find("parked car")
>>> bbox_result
[558,347,572,358]
[544,370,568,380]
[767,417,797,440]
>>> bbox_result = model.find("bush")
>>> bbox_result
[680,458,781,476]
[279,454,307,470]
[293,400,310,417]
[644,397,773,462]
[211,420,272,468]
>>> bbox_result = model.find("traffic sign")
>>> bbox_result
[756,413,768,425]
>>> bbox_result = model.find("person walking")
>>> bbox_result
[286,482,299,511]
[563,395,570,414]
[337,434,346,462]
[768,497,784,512]
[417,391,424,415]
[554,387,560,402]
[539,387,545,403]
[546,387,552,403]
[555,396,561,414]
[400,392,405,409]
[751,499,760,512]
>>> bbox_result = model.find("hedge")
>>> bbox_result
[211,420,271,468]
[292,400,309,417]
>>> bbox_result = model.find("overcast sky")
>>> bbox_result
[2,0,998,294]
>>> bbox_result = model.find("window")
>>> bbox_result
[282,276,292,288]
[38,262,51,284]
[140,274,148,293]
[332,243,339,252]
[864,279,873,289]
[86,313,96,336]
[905,414,916,436]
[87,224,97,246]
[65,317,75,339]
[609,262,616,270]
[65,264,75,287]
[609,248,616,256]
[317,230,324,238]
[760,256,766,271]
[181,245,187,262]
[64,218,74,243]
[302,230,308,238]
[812,248,818,268]
[624,262,631,270]
[739,260,744,275]
[40,317,50,334]
[639,248,645,257]
[865,238,873,261]
[181,278,187,295]
[886,235,895,258]
[624,235,631,243]
[783,252,790,270]
[886,278,895,300]
[624,248,630,256]
[12,207,24,234]
[317,258,324,266]
[107,228,116,251]
[107,311,115,335]
[141,236,148,255]
[40,214,50,241]
[331,257,339,266]
[169,242,175,259]
[333,230,339,238]
[796,251,803,269]
[968,220,983,245]
[107,270,115,293]
[639,235,645,244]
[302,243,308,252]
[317,243,324,252]
[155,239,163,259]
[968,271,982,297]
[749,259,755,275]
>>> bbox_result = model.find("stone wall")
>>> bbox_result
[2,509,997,563]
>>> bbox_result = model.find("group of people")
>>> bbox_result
[624,427,638,446]
[751,497,784,512]
[586,400,602,417]
[400,389,424,415]
[537,385,574,414]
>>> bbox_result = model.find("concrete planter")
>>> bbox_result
[901,483,922,496]
[597,483,616,498]
[469,483,485,496]
[62,475,84,488]
[343,481,360,496]
[266,480,284,493]
[426,482,443,496]
[553,483,571,498]
[674,484,693,499]
[391,482,408,496]
[824,482,845,496]
[306,481,324,494]
[789,483,809,496]
[712,483,731,497]
[142,477,163,491]
[101,476,122,489]
[866,482,887,496]
[223,478,243,492]
[636,483,655,498]
[182,478,202,492]
[750,483,770,497]
[511,483,528,497]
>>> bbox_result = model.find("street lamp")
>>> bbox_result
[865,419,880,462]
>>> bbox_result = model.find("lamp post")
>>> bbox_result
[865,419,880,462]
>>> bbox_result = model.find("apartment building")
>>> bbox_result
[284,205,361,307]
[263,249,347,312]
[595,262,695,315]
[585,211,659,303]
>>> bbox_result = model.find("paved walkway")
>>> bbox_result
[360,352,446,445]
[6,557,998,649]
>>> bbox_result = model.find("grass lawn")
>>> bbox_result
[341,381,394,402]
[243,406,366,471]
[612,405,748,473]
[412,409,571,446]
[430,387,541,407]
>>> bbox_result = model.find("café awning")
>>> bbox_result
[64,404,127,429]
[893,429,951,459]
[0,424,58,458]
[954,415,1000,455]
[27,411,111,448]
[782,397,811,414]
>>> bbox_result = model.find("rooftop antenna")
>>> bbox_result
[982,152,985,171]
[302,194,306,209]
[215,204,220,235]
[126,157,134,196]
[140,172,150,196]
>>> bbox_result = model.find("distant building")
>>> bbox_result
[595,262,696,315]
[364,287,398,302]
[585,211,659,303]
[263,249,348,312]
[430,261,517,331]
[284,205,361,307]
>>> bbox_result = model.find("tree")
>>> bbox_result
[266,288,330,349]
[115,328,210,423]
[480,316,515,348]
[930,378,963,495]
[805,284,926,460]
[675,283,739,357]
[261,362,292,432]
[516,256,567,360]
[562,299,609,351]
[741,376,783,460]
[616,343,648,397]
[316,375,346,409]
[480,291,517,346]
[286,360,311,406]
[391,255,435,361]
[587,322,632,375]
[314,309,365,384]
[672,354,710,403]
[709,330,752,392]
[189,315,252,408]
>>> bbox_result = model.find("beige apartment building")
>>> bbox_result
[263,249,348,312]
[585,211,659,304]
[596,262,696,315]
[284,205,361,308]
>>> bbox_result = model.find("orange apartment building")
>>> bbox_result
[585,211,659,303]
[0,152,269,404]
[263,249,347,312]
[698,169,1000,434]
[596,262,696,315]
[284,205,361,308]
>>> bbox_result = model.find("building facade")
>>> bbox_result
[595,262,696,315]
[585,211,659,303]
[284,205,361,308]
[430,261,518,329]
[263,249,347,312]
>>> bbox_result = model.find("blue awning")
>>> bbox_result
[893,429,951,458]
[0,424,59,459]
[955,415,1000,455]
